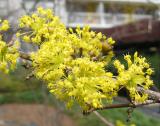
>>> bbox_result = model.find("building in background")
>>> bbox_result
[0,0,160,28]
[64,0,159,28]
[1,0,160,44]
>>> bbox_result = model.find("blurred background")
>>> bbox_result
[0,0,160,126]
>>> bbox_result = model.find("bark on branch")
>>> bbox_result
[86,100,159,114]
[137,87,160,101]
[86,87,160,114]
[19,51,32,61]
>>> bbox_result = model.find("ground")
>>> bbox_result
[0,104,75,126]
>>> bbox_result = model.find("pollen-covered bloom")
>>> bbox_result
[114,52,153,103]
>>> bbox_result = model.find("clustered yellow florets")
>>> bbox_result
[17,7,118,110]
[16,7,154,110]
[0,20,9,31]
[114,52,153,102]
[18,7,65,45]
[0,7,153,111]
[0,21,19,73]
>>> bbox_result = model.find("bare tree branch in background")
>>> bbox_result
[21,0,41,14]
[93,111,114,126]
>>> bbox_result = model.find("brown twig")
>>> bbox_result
[5,35,32,61]
[87,100,159,114]
[7,34,16,47]
[19,51,32,61]
[137,87,160,101]
[85,87,160,114]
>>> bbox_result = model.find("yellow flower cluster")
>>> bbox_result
[0,21,19,73]
[18,7,117,110]
[0,20,9,31]
[114,52,153,102]
[18,7,66,44]
[17,7,154,110]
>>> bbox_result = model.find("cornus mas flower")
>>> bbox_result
[18,7,118,110]
[0,21,19,73]
[114,52,153,102]
[0,20,9,31]
[0,7,154,111]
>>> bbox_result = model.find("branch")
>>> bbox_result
[19,51,32,61]
[87,87,160,113]
[6,35,32,61]
[93,111,114,126]
[21,0,40,14]
[137,87,160,101]
[87,100,159,114]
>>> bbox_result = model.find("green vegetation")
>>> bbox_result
[0,90,43,104]
[0,65,41,92]
[75,108,160,126]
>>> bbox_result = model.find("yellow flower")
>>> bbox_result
[107,37,115,45]
[0,20,9,31]
[115,52,154,103]
[23,36,30,42]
